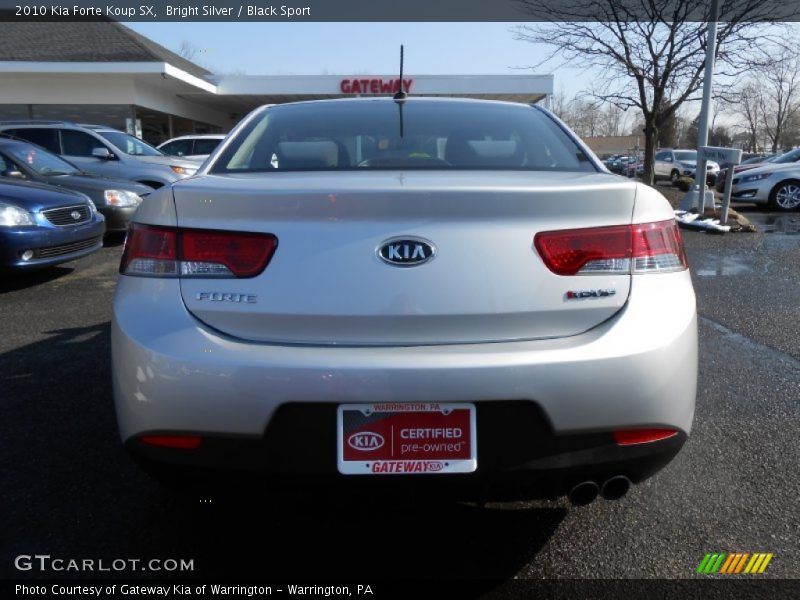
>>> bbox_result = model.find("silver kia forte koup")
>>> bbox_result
[112,98,697,505]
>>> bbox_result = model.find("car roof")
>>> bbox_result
[161,134,226,142]
[261,96,537,110]
[0,120,121,133]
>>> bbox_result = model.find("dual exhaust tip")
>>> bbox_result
[568,476,631,506]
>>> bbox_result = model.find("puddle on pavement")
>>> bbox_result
[750,214,800,235]
[694,254,761,277]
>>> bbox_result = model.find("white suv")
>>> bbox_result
[654,149,719,186]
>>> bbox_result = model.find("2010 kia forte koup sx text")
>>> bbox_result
[112,98,697,505]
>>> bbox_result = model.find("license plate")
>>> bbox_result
[337,402,477,475]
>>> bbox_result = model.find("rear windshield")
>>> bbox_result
[211,100,596,173]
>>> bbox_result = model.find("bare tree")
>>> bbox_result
[178,41,200,62]
[731,81,763,152]
[569,97,603,137]
[512,0,787,184]
[546,90,600,137]
[780,111,800,149]
[597,103,627,136]
[757,49,800,153]
[548,86,571,120]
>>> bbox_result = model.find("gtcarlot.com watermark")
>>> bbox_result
[14,554,194,573]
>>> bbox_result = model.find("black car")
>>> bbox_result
[0,178,105,270]
[0,137,152,232]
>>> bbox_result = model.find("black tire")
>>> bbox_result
[768,180,800,211]
[670,170,680,185]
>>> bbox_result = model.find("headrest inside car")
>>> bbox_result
[466,140,519,159]
[276,141,339,169]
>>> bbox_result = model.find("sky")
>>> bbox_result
[127,22,582,90]
[127,21,800,133]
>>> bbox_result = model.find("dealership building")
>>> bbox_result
[0,21,553,144]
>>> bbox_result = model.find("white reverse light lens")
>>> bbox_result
[0,203,35,226]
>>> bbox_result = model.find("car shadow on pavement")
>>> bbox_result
[0,266,74,293]
[103,232,127,247]
[154,492,567,582]
[0,323,567,585]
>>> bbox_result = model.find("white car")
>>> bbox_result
[655,149,719,186]
[157,134,226,161]
[112,98,697,505]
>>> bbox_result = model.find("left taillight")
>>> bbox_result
[534,219,687,276]
[120,224,277,278]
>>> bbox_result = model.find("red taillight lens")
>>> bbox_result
[120,224,277,278]
[613,428,678,445]
[181,229,277,278]
[631,220,687,272]
[139,435,203,449]
[534,225,631,276]
[534,219,687,275]
[120,224,178,275]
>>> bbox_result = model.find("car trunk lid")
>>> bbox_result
[173,170,635,346]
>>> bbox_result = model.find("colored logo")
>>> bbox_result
[697,552,773,575]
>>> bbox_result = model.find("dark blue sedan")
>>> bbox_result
[0,178,105,270]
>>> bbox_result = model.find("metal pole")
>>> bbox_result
[721,162,734,224]
[696,0,720,214]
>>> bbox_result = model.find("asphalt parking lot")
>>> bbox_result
[1,206,798,586]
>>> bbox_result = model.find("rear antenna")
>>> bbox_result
[394,45,407,138]
[394,45,408,103]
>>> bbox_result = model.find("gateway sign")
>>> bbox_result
[340,78,414,94]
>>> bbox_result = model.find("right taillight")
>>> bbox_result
[630,220,687,273]
[120,223,277,278]
[534,219,687,276]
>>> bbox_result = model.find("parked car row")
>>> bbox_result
[0,121,202,188]
[0,137,151,232]
[603,154,638,175]
[0,122,230,271]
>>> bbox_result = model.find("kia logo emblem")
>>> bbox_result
[70,211,81,220]
[347,431,385,452]
[377,237,436,267]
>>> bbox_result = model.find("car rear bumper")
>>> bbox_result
[0,217,105,268]
[112,270,697,493]
[126,406,687,499]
